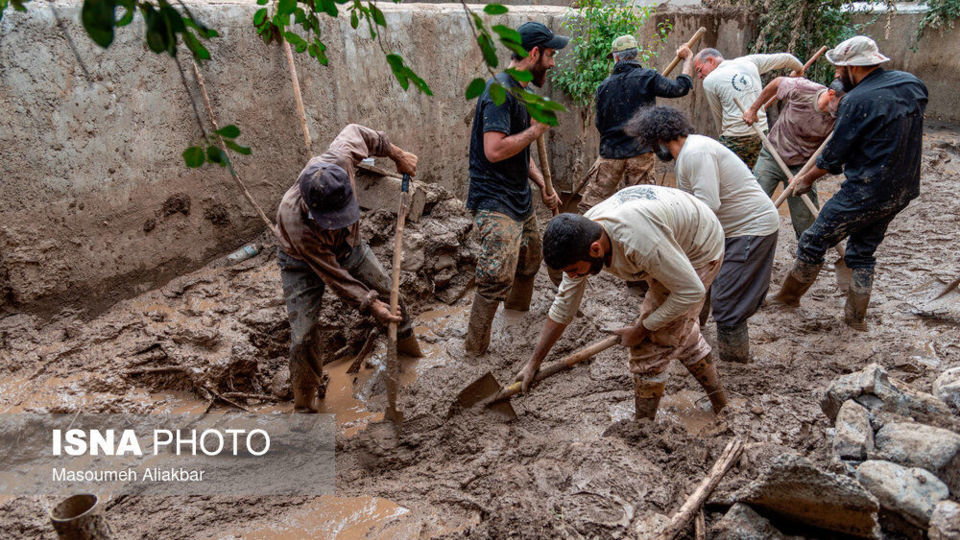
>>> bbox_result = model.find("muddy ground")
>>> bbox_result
[2,127,959,538]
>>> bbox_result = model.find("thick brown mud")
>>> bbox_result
[1,129,959,538]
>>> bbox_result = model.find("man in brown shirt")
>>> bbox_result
[275,123,422,413]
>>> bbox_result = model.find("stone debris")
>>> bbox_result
[737,453,880,538]
[929,500,960,540]
[934,367,960,415]
[856,460,949,529]
[869,422,960,494]
[712,503,799,540]
[834,399,874,461]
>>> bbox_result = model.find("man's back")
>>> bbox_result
[703,53,801,136]
[768,78,835,166]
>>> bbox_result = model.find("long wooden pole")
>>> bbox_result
[283,39,312,152]
[385,174,410,426]
[663,27,707,76]
[772,134,832,207]
[537,135,559,216]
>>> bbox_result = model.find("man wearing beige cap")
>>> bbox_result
[576,35,694,214]
[774,36,928,330]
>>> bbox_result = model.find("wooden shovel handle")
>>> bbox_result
[494,335,620,401]
[537,134,559,216]
[663,27,706,77]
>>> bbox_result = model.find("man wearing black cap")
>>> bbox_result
[275,124,423,413]
[463,21,568,355]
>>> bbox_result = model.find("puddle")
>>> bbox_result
[235,495,415,539]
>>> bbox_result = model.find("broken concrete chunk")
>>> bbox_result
[929,500,960,540]
[856,460,949,529]
[870,422,960,494]
[738,453,880,538]
[934,367,960,415]
[712,503,798,540]
[834,400,874,460]
[355,167,426,222]
[819,363,953,425]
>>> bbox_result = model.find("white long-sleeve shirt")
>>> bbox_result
[702,53,803,137]
[548,186,724,332]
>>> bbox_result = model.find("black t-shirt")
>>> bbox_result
[467,72,532,221]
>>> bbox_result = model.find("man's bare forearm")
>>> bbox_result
[749,78,781,113]
[485,125,544,163]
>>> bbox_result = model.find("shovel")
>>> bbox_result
[384,173,411,426]
[734,97,852,290]
[537,134,560,216]
[454,335,620,420]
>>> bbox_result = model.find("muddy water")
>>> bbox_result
[236,495,415,539]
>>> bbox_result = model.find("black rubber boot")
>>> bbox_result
[633,375,666,421]
[685,356,729,414]
[504,274,536,312]
[772,260,823,307]
[844,268,873,331]
[716,322,750,363]
[290,340,322,413]
[464,292,499,354]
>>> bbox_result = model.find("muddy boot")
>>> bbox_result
[464,293,499,354]
[504,274,536,312]
[633,375,667,421]
[396,333,425,357]
[844,268,873,331]
[289,345,321,413]
[716,322,750,363]
[772,261,823,307]
[685,356,728,414]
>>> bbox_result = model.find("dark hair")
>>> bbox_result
[828,79,846,96]
[694,48,723,63]
[543,214,604,270]
[625,105,693,147]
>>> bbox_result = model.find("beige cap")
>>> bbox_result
[608,35,638,59]
[826,36,890,66]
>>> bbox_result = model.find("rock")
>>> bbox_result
[856,460,949,529]
[432,267,457,288]
[712,503,797,540]
[834,400,874,460]
[170,326,220,350]
[269,365,291,400]
[401,231,425,272]
[433,254,456,272]
[934,367,960,415]
[738,453,880,538]
[819,363,954,425]
[929,500,960,540]
[870,422,960,494]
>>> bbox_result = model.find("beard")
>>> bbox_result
[838,69,856,92]
[587,255,604,275]
[654,143,674,162]
[530,58,549,87]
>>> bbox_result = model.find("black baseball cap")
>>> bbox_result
[518,21,569,52]
[298,160,359,229]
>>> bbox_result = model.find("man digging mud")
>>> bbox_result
[515,185,729,421]
[772,36,928,330]
[463,21,566,354]
[627,106,779,363]
[274,124,424,413]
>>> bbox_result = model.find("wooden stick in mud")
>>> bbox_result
[347,328,378,374]
[772,134,832,207]
[663,27,707,77]
[695,508,706,540]
[385,175,411,425]
[191,61,276,233]
[657,437,744,540]
[283,39,312,152]
[536,135,559,216]
[763,45,827,109]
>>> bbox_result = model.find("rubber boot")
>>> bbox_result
[464,292,499,354]
[716,322,750,363]
[633,375,667,421]
[844,268,873,331]
[504,274,536,312]
[772,260,823,307]
[396,333,424,357]
[685,356,729,414]
[290,342,321,413]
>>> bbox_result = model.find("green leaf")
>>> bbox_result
[256,0,268,4]
[142,6,169,54]
[527,104,558,126]
[350,10,358,29]
[254,7,267,25]
[477,33,498,68]
[491,24,521,44]
[294,7,306,23]
[81,0,117,48]
[284,31,308,50]
[277,0,296,17]
[465,77,486,99]
[385,53,409,90]
[183,146,205,168]
[368,2,385,26]
[318,0,338,17]
[483,3,508,15]
[207,145,227,165]
[215,124,241,138]
[224,139,252,155]
[506,68,532,83]
[500,39,527,58]
[116,1,135,27]
[489,82,505,105]
[182,29,210,61]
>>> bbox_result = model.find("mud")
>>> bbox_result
[2,129,959,538]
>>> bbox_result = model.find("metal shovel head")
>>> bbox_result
[455,372,518,421]
[559,192,582,214]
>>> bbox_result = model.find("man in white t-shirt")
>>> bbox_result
[627,106,779,364]
[514,186,729,422]
[694,48,803,169]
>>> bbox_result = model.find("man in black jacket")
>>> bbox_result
[577,35,694,213]
[773,36,928,330]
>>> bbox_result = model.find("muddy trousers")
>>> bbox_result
[719,133,764,170]
[753,148,820,239]
[630,259,724,419]
[278,246,413,407]
[577,153,660,214]
[472,210,542,305]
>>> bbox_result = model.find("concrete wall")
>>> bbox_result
[0,1,954,316]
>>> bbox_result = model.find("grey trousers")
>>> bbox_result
[753,148,820,239]
[711,231,779,327]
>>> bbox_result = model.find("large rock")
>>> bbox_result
[738,453,880,538]
[930,500,960,540]
[834,400,874,460]
[712,503,798,540]
[856,460,949,529]
[934,367,960,415]
[870,422,960,494]
[819,364,954,425]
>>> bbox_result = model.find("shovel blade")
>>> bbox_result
[835,257,852,291]
[559,192,581,214]
[454,372,518,421]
